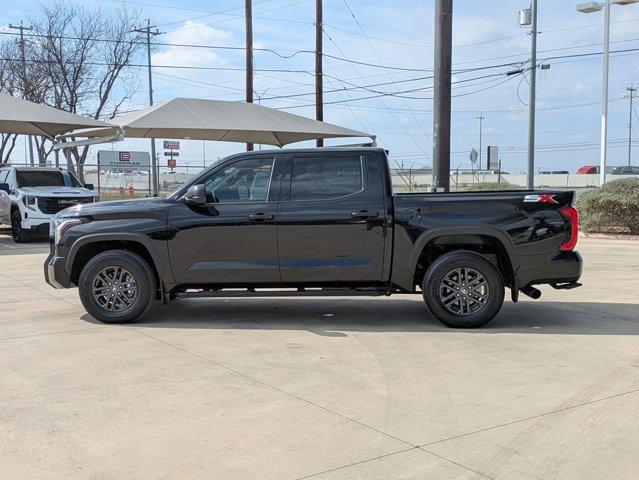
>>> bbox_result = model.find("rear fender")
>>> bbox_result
[408,226,520,285]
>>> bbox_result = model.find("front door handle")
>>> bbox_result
[248,212,275,221]
[351,210,379,219]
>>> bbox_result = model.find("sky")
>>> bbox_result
[2,0,639,173]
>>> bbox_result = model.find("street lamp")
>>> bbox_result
[577,0,639,186]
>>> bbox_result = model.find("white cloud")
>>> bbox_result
[153,21,234,70]
[572,83,593,95]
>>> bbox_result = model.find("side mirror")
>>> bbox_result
[0,183,9,193]
[84,183,94,190]
[183,184,208,205]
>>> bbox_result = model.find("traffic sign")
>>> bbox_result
[469,148,478,164]
[163,141,180,150]
[168,158,177,169]
[164,151,179,157]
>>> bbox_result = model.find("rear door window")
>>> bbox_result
[289,156,363,201]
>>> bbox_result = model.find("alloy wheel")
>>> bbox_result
[92,266,138,312]
[438,267,490,316]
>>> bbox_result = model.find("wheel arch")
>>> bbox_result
[67,233,172,290]
[409,227,519,291]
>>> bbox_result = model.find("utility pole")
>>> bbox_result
[432,0,453,192]
[526,0,538,190]
[135,19,161,196]
[245,0,254,151]
[315,0,324,148]
[477,114,484,170]
[9,22,35,166]
[627,84,636,166]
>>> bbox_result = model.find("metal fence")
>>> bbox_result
[5,162,633,197]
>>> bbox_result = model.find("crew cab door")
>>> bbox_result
[167,155,282,285]
[276,151,388,283]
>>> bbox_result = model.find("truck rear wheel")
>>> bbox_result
[422,250,504,328]
[78,250,156,324]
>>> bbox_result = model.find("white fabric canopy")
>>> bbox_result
[0,93,113,138]
[72,98,371,146]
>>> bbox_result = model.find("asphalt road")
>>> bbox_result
[1,234,638,479]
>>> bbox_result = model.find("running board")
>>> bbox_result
[176,287,391,299]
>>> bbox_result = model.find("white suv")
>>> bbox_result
[0,167,99,242]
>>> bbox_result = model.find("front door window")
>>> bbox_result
[203,157,274,203]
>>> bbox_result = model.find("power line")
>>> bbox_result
[164,0,312,33]
[340,0,433,154]
[277,72,521,107]
[321,20,428,158]
[3,29,639,75]
[322,16,639,50]
[157,0,275,28]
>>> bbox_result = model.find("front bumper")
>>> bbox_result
[518,251,583,287]
[44,253,71,289]
[29,223,50,235]
[20,212,51,235]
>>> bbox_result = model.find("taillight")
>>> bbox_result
[559,206,579,252]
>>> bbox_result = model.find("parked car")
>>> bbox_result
[611,166,639,175]
[576,166,598,174]
[0,167,99,242]
[44,148,582,329]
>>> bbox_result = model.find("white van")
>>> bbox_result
[0,167,99,242]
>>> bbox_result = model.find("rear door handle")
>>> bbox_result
[248,213,274,221]
[351,210,379,219]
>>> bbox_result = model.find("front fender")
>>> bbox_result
[65,232,173,286]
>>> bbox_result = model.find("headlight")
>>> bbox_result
[50,216,91,245]
[24,196,37,210]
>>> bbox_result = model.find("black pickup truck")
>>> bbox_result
[44,148,582,328]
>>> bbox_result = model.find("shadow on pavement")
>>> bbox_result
[80,298,639,336]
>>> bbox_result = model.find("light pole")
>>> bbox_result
[526,0,538,190]
[626,84,636,166]
[477,114,484,170]
[577,0,639,185]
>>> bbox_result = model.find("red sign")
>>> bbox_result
[168,158,177,169]
[119,152,131,162]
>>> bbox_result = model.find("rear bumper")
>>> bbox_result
[518,251,583,287]
[44,253,71,289]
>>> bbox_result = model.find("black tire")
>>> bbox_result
[78,249,156,324]
[422,250,504,328]
[11,210,30,243]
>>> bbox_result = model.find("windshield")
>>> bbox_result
[16,170,83,188]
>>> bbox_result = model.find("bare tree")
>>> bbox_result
[29,1,143,178]
[0,43,20,165]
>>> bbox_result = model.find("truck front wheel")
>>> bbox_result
[422,250,504,328]
[78,250,156,324]
[11,210,30,243]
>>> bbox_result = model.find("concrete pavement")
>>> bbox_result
[0,235,638,479]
